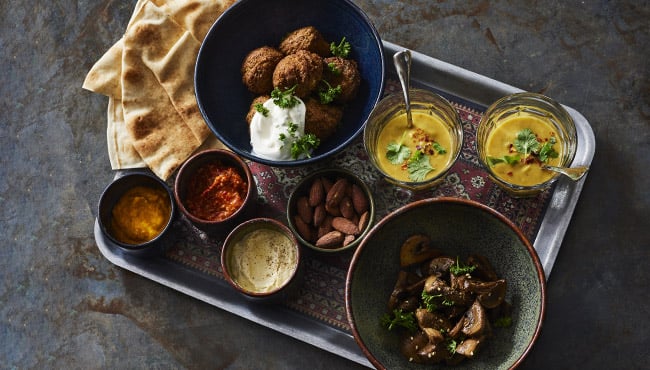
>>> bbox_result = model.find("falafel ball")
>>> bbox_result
[279,26,331,57]
[246,95,271,125]
[323,56,361,103]
[241,46,284,95]
[273,50,323,98]
[304,97,343,141]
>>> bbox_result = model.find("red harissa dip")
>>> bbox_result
[185,162,247,221]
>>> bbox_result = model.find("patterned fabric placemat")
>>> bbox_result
[164,79,553,332]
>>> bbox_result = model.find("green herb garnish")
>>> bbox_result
[421,291,442,312]
[432,142,447,155]
[330,37,351,58]
[327,62,341,75]
[449,256,476,275]
[539,137,559,162]
[386,140,411,165]
[254,103,269,117]
[271,85,300,108]
[487,154,521,166]
[279,122,320,159]
[381,309,417,332]
[446,338,458,354]
[318,80,341,104]
[291,133,320,159]
[407,150,435,181]
[514,128,540,157]
[494,316,513,328]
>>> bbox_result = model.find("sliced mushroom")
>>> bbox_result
[400,330,429,363]
[416,342,449,364]
[400,234,442,267]
[455,336,485,358]
[462,300,491,337]
[476,279,507,309]
[415,308,452,332]
[388,270,421,310]
[426,256,456,277]
[467,254,498,281]
[422,327,445,344]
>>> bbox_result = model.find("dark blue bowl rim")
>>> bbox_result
[195,0,386,167]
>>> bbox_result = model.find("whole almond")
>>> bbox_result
[343,234,356,247]
[326,178,349,208]
[321,177,333,193]
[339,196,355,219]
[308,178,324,207]
[317,215,333,238]
[296,196,313,224]
[313,203,326,227]
[325,201,342,217]
[294,215,313,242]
[332,216,360,236]
[316,230,344,249]
[351,184,369,214]
[358,211,370,233]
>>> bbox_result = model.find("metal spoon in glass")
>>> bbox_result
[541,164,589,181]
[393,49,413,128]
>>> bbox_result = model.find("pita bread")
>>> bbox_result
[82,0,234,178]
[107,97,146,168]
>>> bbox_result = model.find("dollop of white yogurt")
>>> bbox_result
[250,97,307,161]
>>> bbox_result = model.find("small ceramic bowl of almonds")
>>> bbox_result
[287,168,375,253]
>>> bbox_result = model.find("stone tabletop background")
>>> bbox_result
[1,1,648,369]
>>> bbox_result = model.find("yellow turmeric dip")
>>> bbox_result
[110,186,171,245]
[377,110,453,182]
[485,114,563,186]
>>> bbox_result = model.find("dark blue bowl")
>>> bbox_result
[195,0,385,167]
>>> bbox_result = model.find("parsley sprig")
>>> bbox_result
[318,80,342,104]
[330,37,351,58]
[381,309,417,332]
[279,122,320,159]
[271,85,300,108]
[449,256,476,275]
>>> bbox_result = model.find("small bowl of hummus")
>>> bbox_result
[363,89,464,191]
[221,218,302,302]
[98,171,175,257]
[476,92,578,197]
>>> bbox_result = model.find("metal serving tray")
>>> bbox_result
[94,40,595,368]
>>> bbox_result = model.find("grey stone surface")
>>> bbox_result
[1,0,647,369]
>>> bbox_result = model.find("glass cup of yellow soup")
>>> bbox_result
[364,89,463,191]
[477,92,577,197]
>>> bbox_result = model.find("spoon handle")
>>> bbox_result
[542,164,590,181]
[393,50,413,128]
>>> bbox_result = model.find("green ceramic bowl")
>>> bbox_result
[345,197,546,369]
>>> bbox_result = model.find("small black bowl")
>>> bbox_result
[98,172,175,257]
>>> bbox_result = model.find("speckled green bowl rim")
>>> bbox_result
[345,197,547,370]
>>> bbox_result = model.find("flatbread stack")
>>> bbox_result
[83,0,236,180]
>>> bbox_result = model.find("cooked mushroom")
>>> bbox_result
[467,254,498,281]
[462,300,492,337]
[475,279,507,309]
[455,336,485,358]
[415,308,452,332]
[400,331,429,362]
[400,234,442,267]
[416,342,450,364]
[426,256,456,277]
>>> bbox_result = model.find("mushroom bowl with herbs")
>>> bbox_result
[345,198,546,369]
[195,0,385,167]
